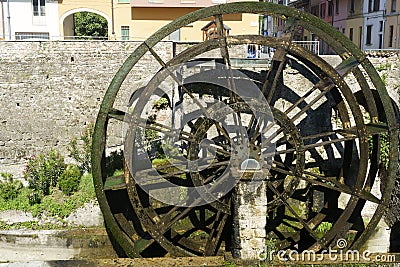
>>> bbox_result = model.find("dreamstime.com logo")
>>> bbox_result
[258,238,397,263]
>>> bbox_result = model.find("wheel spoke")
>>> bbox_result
[248,19,298,143]
[215,14,231,67]
[288,80,336,123]
[266,182,319,240]
[204,199,230,255]
[272,160,382,205]
[335,56,359,77]
[146,44,232,142]
[110,108,197,142]
[264,18,298,103]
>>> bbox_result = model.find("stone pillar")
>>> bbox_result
[232,180,267,260]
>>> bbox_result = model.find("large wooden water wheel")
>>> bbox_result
[92,2,399,257]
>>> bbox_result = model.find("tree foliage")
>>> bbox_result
[74,12,108,39]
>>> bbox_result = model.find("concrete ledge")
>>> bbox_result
[0,228,117,261]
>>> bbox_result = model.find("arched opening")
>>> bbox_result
[61,9,110,40]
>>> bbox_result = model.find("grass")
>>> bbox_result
[0,173,96,229]
[375,62,391,71]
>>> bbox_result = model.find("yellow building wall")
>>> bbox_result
[58,0,133,39]
[384,15,400,49]
[59,0,259,41]
[114,2,136,40]
[130,12,259,41]
[346,18,363,49]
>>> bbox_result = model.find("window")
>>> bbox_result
[368,0,379,12]
[121,26,130,40]
[373,0,380,11]
[320,3,326,18]
[336,0,339,14]
[350,0,355,13]
[389,25,394,47]
[379,21,383,31]
[328,1,333,16]
[391,0,396,12]
[379,34,382,48]
[359,26,362,48]
[311,5,319,16]
[118,0,130,2]
[349,28,353,41]
[15,32,49,40]
[33,0,45,16]
[368,0,373,12]
[366,25,372,45]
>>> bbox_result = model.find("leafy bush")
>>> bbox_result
[24,149,66,203]
[68,123,93,173]
[58,164,81,196]
[28,191,42,206]
[74,12,108,39]
[376,62,391,71]
[381,72,388,85]
[0,173,23,200]
[153,97,169,110]
[368,133,390,169]
[105,150,124,177]
[0,173,96,222]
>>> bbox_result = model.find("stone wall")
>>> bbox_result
[0,41,173,177]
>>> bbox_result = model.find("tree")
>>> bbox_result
[73,12,108,39]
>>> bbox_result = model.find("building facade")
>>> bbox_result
[346,0,364,48]
[58,0,133,40]
[0,0,60,40]
[362,0,386,50]
[291,0,399,51]
[58,0,259,41]
[385,0,400,49]
[129,0,260,41]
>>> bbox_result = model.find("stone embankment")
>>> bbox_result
[0,201,108,262]
[0,228,117,262]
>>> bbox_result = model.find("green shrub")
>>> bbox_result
[28,191,43,205]
[58,164,81,196]
[68,123,93,173]
[0,172,96,224]
[105,150,124,177]
[376,62,391,71]
[153,97,169,110]
[0,173,23,200]
[24,149,66,203]
[381,72,388,85]
[368,133,390,169]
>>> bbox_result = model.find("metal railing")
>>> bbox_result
[257,40,320,58]
[293,41,320,55]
